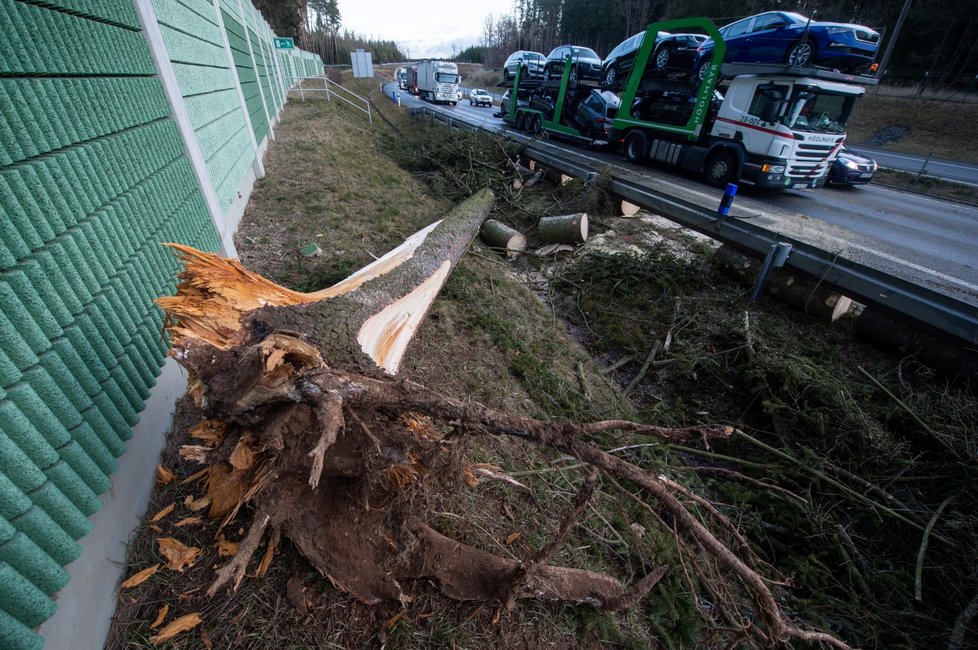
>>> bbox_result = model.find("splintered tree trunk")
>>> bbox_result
[156,190,849,648]
[480,219,527,258]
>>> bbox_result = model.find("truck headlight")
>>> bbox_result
[761,164,785,174]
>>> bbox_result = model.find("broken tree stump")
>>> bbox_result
[538,213,588,245]
[480,219,527,259]
[154,188,851,649]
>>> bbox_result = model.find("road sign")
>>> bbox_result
[273,37,294,49]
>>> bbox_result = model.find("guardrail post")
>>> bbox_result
[750,242,793,302]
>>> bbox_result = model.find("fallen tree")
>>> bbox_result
[156,189,849,648]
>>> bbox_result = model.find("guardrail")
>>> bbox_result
[290,75,372,125]
[410,105,978,346]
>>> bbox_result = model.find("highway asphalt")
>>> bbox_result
[843,146,978,185]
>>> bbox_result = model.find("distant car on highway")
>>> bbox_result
[829,147,877,186]
[469,88,493,107]
[503,51,546,81]
[543,45,603,83]
[601,31,706,86]
[693,11,881,81]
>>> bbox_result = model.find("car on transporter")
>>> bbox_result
[692,11,881,81]
[542,45,603,82]
[601,31,707,86]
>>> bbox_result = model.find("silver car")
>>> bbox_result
[503,50,546,81]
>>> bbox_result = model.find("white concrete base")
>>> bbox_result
[37,358,187,650]
[215,158,263,258]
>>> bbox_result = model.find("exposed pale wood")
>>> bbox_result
[480,219,527,258]
[538,213,588,245]
[620,200,640,217]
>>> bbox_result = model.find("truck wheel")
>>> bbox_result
[704,150,737,187]
[531,115,542,134]
[516,113,527,131]
[623,131,648,163]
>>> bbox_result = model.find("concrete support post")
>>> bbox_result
[211,0,265,180]
[133,0,235,257]
[237,0,274,140]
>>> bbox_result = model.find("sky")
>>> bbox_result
[336,0,516,58]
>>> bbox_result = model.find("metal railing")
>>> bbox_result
[409,105,978,346]
[289,75,372,125]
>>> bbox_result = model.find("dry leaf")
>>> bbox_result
[120,563,160,589]
[504,531,521,546]
[149,612,201,645]
[200,627,213,650]
[175,516,203,527]
[179,445,211,464]
[150,603,169,629]
[157,537,202,572]
[229,437,255,471]
[215,535,239,557]
[383,610,406,630]
[149,524,163,533]
[156,465,175,485]
[150,503,175,522]
[184,495,211,512]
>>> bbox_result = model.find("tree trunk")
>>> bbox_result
[153,190,850,648]
[480,219,527,258]
[538,213,588,245]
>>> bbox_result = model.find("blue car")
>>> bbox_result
[693,11,880,81]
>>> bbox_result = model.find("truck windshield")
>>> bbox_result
[435,72,459,84]
[784,88,855,134]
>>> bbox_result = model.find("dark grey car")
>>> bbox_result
[574,90,620,138]
[543,45,602,83]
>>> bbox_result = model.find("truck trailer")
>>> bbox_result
[499,17,876,190]
[608,17,877,189]
[416,59,460,105]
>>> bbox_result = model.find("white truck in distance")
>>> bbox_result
[416,60,460,105]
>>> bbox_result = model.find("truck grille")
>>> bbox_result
[795,142,835,159]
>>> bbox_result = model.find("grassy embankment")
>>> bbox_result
[107,77,978,650]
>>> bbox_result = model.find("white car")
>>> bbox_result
[469,88,493,107]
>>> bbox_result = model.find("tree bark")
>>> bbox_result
[480,219,527,258]
[538,213,588,245]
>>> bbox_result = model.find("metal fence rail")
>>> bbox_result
[290,75,372,125]
[410,106,978,346]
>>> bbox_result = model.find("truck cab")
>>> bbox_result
[706,68,863,188]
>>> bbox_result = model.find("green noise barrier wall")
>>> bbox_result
[0,0,321,647]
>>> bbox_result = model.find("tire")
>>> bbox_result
[654,47,671,70]
[787,39,815,67]
[623,131,648,163]
[469,100,474,106]
[602,64,618,87]
[531,115,542,134]
[543,67,552,81]
[704,150,738,187]
[569,66,578,83]
[582,123,593,139]
[516,112,526,131]
[696,59,710,83]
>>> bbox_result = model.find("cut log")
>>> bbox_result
[712,245,853,322]
[620,200,640,217]
[538,213,588,245]
[480,219,527,259]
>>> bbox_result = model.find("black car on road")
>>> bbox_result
[829,147,877,185]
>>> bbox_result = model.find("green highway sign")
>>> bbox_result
[273,37,294,49]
